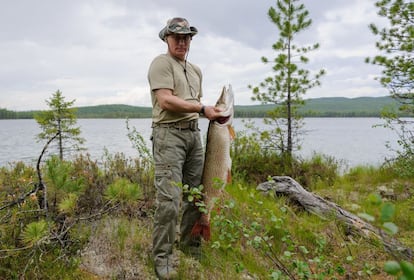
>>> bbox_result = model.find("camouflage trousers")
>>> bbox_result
[151,125,204,266]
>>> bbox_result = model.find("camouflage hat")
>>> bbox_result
[159,17,198,41]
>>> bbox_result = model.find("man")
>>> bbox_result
[148,17,222,279]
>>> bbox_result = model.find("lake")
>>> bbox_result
[0,118,402,169]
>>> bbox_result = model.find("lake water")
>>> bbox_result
[0,118,402,169]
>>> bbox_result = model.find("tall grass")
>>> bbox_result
[0,130,412,279]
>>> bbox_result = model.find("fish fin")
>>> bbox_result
[228,125,236,140]
[227,168,232,183]
[191,216,211,241]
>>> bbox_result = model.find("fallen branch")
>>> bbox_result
[0,182,39,211]
[257,176,413,261]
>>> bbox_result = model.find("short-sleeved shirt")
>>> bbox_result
[148,53,203,124]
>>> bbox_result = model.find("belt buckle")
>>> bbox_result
[173,122,181,130]
[174,121,186,130]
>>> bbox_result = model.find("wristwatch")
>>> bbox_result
[199,105,205,115]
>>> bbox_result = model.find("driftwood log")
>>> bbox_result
[257,176,413,261]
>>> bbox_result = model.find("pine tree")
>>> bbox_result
[35,90,84,160]
[366,0,414,176]
[249,0,325,161]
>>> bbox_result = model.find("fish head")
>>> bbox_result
[214,85,234,126]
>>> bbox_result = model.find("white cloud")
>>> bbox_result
[83,86,151,106]
[0,0,389,111]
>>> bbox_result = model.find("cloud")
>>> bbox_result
[0,0,387,111]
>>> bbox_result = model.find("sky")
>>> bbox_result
[0,0,389,111]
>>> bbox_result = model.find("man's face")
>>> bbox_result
[166,34,191,60]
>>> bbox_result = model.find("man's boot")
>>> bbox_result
[154,255,178,280]
[155,265,178,280]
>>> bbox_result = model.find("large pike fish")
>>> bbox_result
[192,85,235,241]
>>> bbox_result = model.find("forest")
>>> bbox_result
[0,96,406,119]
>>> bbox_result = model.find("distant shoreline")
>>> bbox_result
[1,96,411,119]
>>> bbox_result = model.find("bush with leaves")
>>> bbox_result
[0,148,152,279]
[209,183,348,279]
[231,123,342,187]
[359,193,414,279]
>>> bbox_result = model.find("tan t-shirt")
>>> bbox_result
[148,54,203,124]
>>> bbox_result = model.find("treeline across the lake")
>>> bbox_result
[236,96,405,118]
[0,108,34,119]
[1,96,409,119]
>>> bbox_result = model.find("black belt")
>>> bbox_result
[152,120,199,131]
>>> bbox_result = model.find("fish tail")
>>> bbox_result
[191,214,211,241]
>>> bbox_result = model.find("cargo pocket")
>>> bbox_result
[152,127,168,153]
[154,163,180,221]
[154,164,176,201]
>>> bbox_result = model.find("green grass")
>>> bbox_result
[0,151,413,279]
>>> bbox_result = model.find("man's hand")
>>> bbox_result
[203,106,223,121]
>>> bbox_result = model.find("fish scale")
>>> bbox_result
[191,85,235,241]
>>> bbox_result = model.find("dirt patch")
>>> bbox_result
[80,217,156,280]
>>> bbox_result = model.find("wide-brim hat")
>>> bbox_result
[159,17,198,41]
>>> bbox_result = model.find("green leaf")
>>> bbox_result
[211,241,220,249]
[358,212,375,222]
[380,203,395,222]
[187,195,194,202]
[382,222,399,235]
[384,261,401,275]
[336,265,345,275]
[299,246,309,254]
[234,262,245,273]
[367,193,382,205]
[270,271,281,280]
[400,261,414,279]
